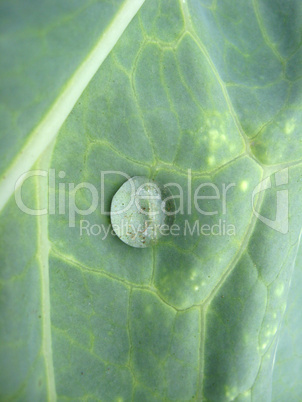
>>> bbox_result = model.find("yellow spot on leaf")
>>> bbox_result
[275,283,284,297]
[207,156,215,166]
[225,386,238,400]
[190,271,197,280]
[240,180,248,191]
[285,119,295,135]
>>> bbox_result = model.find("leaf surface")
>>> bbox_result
[272,243,302,401]
[0,0,302,400]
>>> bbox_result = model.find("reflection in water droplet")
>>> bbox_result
[110,176,175,248]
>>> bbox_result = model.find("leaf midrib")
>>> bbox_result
[36,144,57,401]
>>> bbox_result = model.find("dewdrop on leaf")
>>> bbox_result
[110,176,175,248]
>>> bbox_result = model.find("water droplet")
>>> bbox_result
[110,176,175,248]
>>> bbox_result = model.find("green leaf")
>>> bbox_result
[1,0,302,400]
[272,242,302,401]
